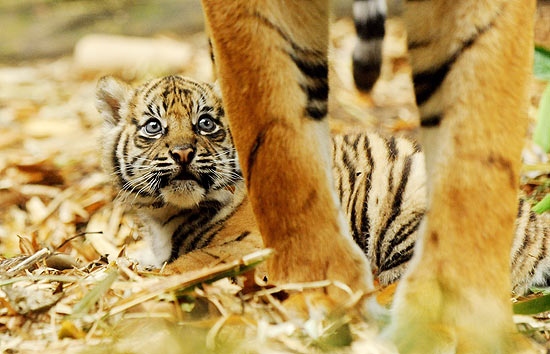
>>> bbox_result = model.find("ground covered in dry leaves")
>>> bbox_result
[1,19,550,353]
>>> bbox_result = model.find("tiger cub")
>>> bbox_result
[96,75,550,295]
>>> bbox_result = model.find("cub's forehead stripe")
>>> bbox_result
[142,78,165,103]
[130,76,226,129]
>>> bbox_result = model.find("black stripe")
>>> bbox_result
[408,40,431,50]
[208,38,215,63]
[147,103,158,118]
[143,79,164,104]
[412,139,422,153]
[387,163,394,195]
[385,136,397,161]
[336,158,345,206]
[356,135,374,253]
[354,11,385,40]
[538,225,550,283]
[121,134,130,174]
[342,147,357,200]
[420,114,442,127]
[209,129,227,143]
[247,128,267,185]
[235,231,251,242]
[290,56,328,79]
[134,135,156,149]
[190,222,225,251]
[126,162,135,177]
[162,209,193,226]
[170,215,206,260]
[529,216,545,280]
[187,200,245,251]
[512,211,533,267]
[353,58,381,92]
[254,12,323,56]
[300,81,329,101]
[413,17,495,106]
[169,201,224,261]
[290,53,328,121]
[149,201,165,208]
[346,148,361,245]
[382,212,424,261]
[413,63,449,106]
[155,162,173,168]
[169,213,208,261]
[112,130,127,188]
[305,105,327,120]
[168,213,199,240]
[344,135,364,213]
[529,210,537,229]
[222,231,252,246]
[379,243,415,273]
[375,156,412,267]
[517,199,525,219]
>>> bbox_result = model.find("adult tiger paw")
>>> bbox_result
[382,277,541,354]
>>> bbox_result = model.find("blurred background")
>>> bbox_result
[0,0,357,63]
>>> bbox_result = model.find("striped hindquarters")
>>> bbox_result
[511,199,550,294]
[332,132,426,285]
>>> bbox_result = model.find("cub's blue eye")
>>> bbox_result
[197,115,217,133]
[144,119,162,135]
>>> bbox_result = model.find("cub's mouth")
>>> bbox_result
[161,167,214,191]
[158,168,202,190]
[172,169,200,183]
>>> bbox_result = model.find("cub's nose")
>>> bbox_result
[170,146,195,165]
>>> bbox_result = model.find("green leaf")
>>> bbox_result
[513,293,550,315]
[71,268,118,316]
[534,83,550,153]
[534,46,550,81]
[533,194,550,214]
[528,286,550,295]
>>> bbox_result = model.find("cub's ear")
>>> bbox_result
[95,76,131,126]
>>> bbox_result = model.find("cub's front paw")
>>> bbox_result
[127,247,166,271]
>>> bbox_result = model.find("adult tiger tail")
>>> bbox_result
[352,0,402,91]
[202,0,537,352]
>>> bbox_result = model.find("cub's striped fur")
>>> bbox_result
[97,75,550,295]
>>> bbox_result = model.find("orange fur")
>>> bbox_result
[202,0,373,300]
[201,0,537,352]
[386,1,536,351]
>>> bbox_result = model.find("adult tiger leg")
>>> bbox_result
[200,0,373,300]
[384,0,536,352]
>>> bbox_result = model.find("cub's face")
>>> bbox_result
[96,75,242,208]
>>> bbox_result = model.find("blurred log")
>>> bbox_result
[74,34,192,75]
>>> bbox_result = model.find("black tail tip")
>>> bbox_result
[353,59,381,92]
